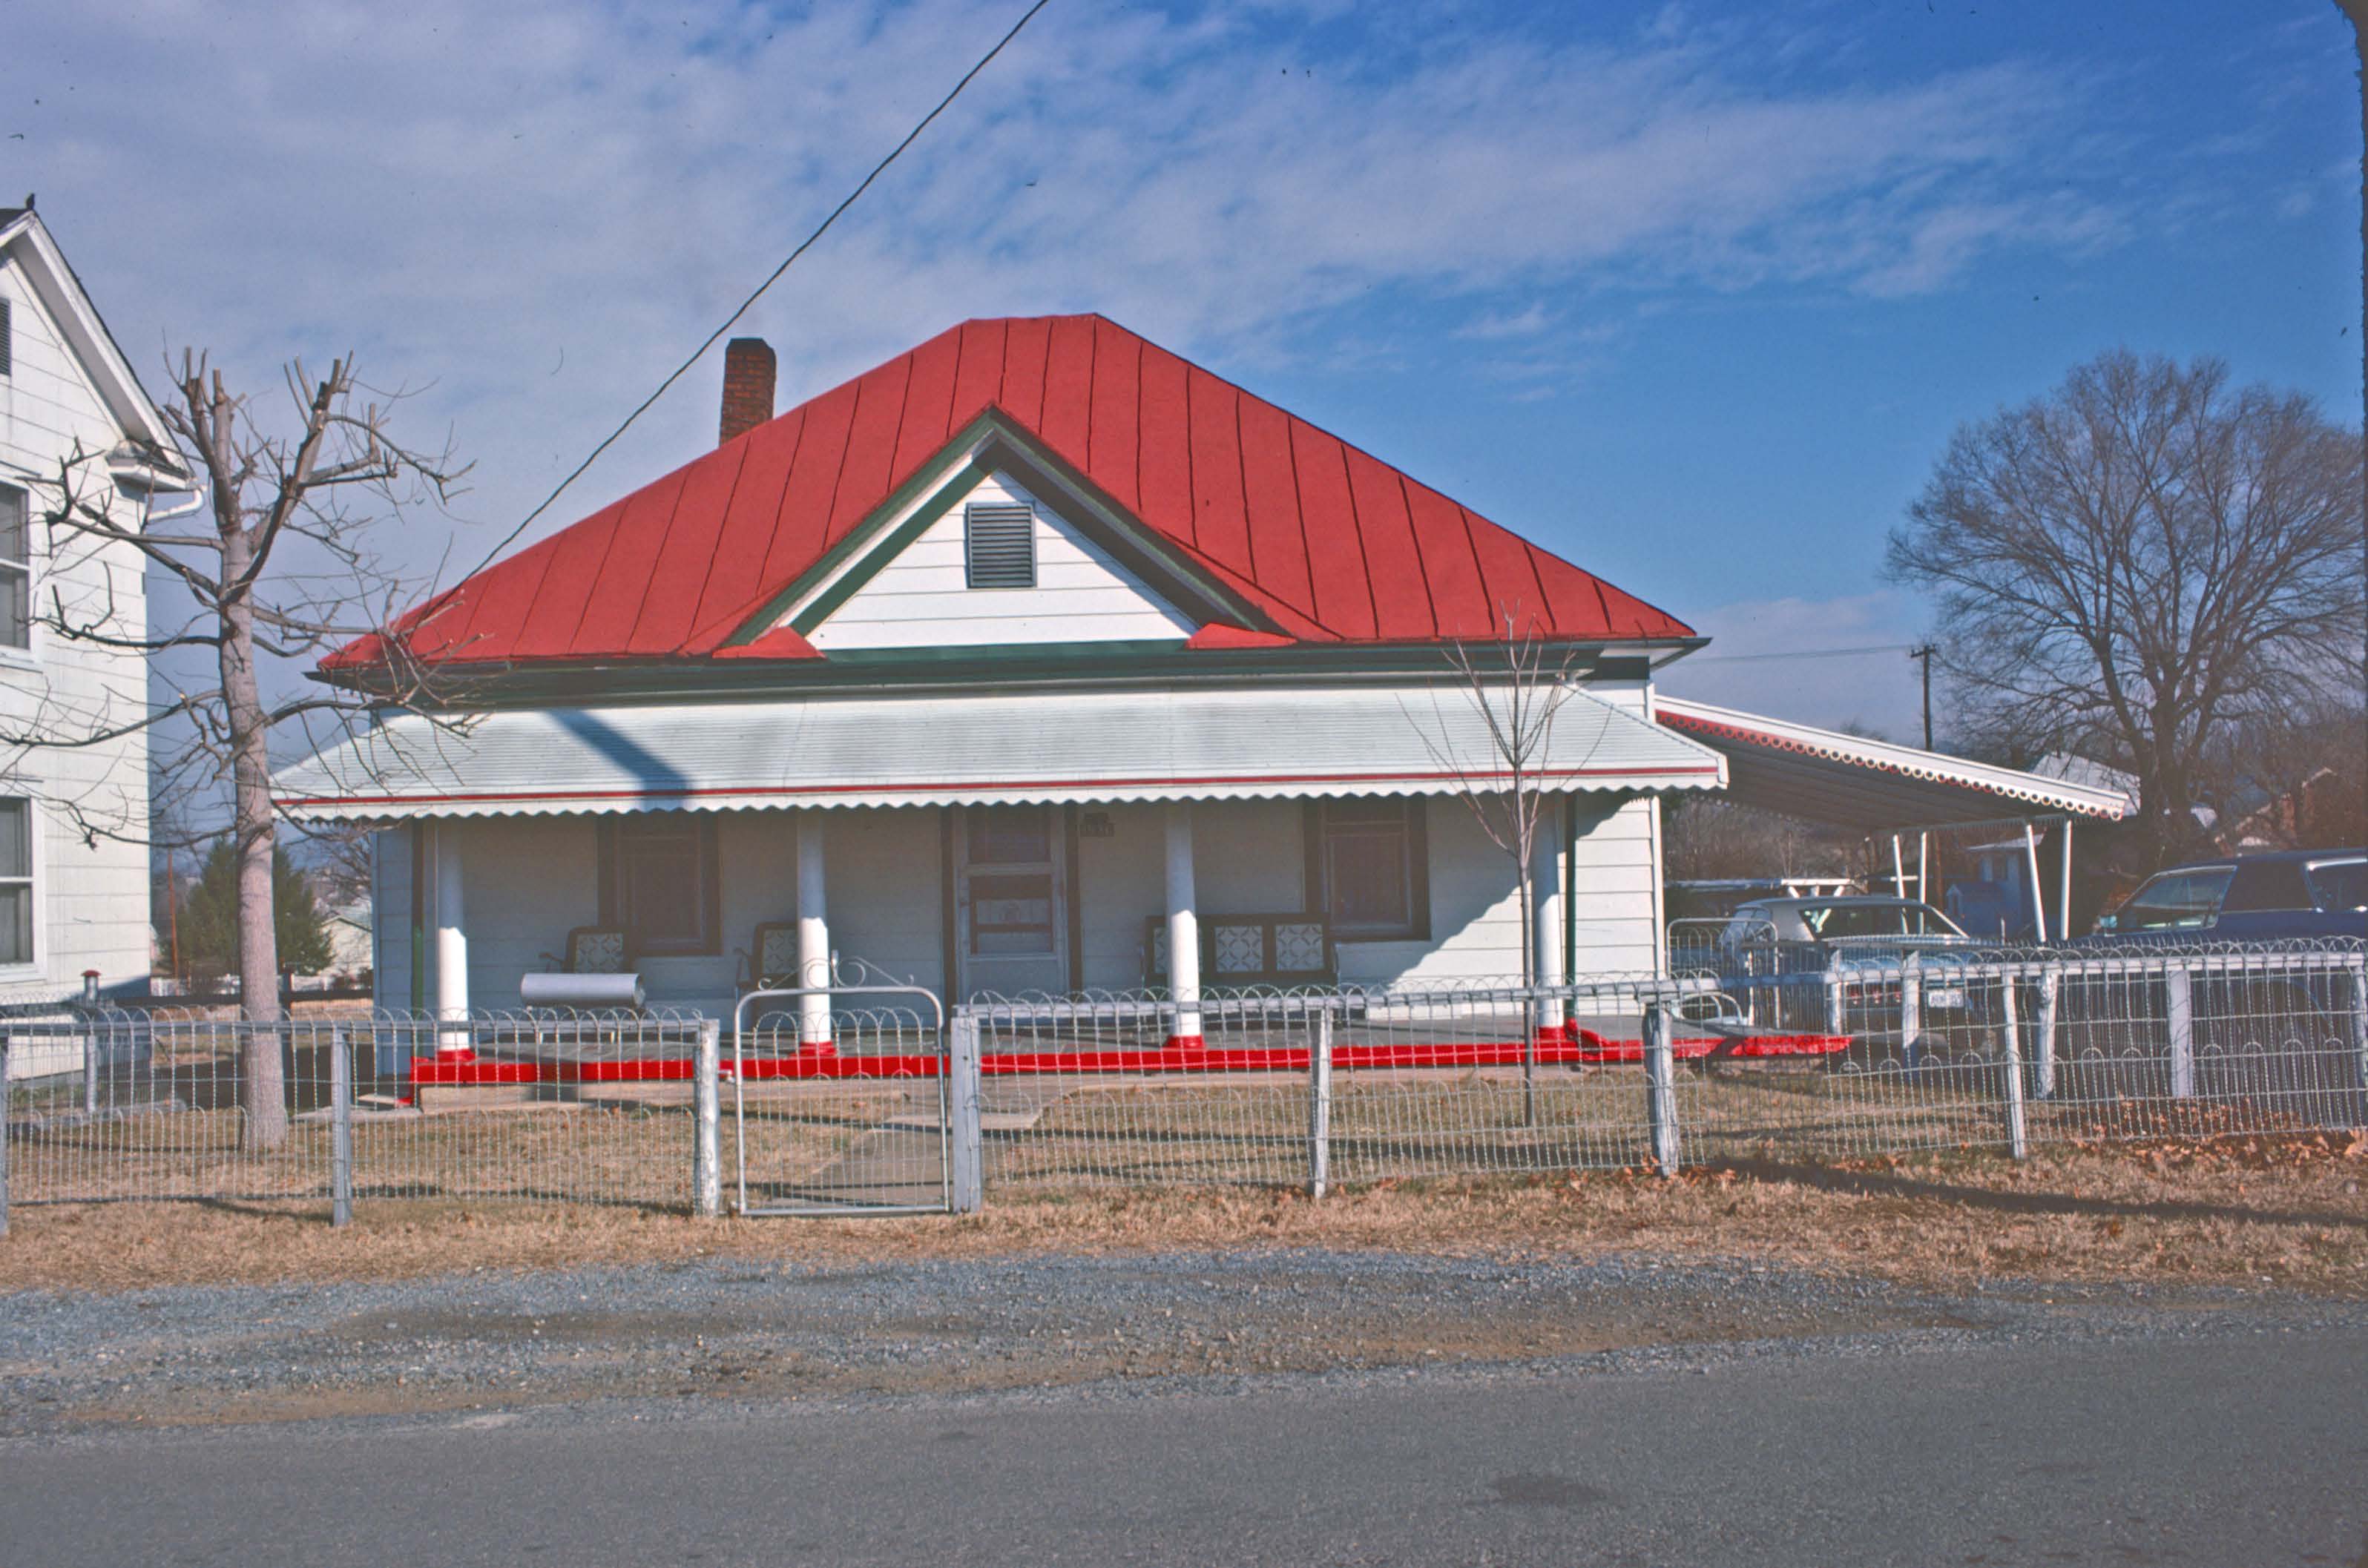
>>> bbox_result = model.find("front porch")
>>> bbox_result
[369,790,1674,1046]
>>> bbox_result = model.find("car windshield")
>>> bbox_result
[2306,858,2367,912]
[2112,866,2235,931]
[1799,903,1908,939]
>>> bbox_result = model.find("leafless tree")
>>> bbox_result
[1411,610,1613,1124]
[5,354,466,1148]
[1887,350,2364,866]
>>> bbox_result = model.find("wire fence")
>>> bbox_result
[4,939,2364,1228]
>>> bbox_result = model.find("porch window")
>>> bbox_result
[596,815,720,957]
[0,797,29,964]
[1306,799,1429,941]
[0,484,30,650]
[966,805,1054,955]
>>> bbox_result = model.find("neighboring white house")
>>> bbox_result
[0,204,194,1007]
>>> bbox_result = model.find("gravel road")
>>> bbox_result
[4,1248,2365,1438]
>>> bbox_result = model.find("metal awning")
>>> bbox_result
[1654,696,2131,831]
[278,682,1728,822]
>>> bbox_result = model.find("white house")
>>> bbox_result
[0,204,194,1009]
[281,317,1746,1040]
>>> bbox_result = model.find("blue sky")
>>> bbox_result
[5,0,2359,740]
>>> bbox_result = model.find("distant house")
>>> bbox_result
[0,205,194,1009]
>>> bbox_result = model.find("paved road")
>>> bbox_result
[4,1326,2362,1567]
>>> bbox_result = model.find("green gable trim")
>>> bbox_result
[727,406,1280,650]
[720,408,1009,647]
[818,639,1194,668]
[785,464,991,636]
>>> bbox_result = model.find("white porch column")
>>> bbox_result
[796,810,832,1049]
[2059,820,2074,945]
[433,820,470,1055]
[1165,802,1202,1047]
[2023,823,2048,944]
[1532,797,1568,1035]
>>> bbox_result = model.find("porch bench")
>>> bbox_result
[1144,912,1335,990]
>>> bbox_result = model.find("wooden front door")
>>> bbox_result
[954,804,1068,1001]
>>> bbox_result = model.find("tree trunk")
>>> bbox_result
[1515,848,1537,1129]
[220,535,287,1150]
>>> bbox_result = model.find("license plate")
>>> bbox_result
[1925,987,1967,1010]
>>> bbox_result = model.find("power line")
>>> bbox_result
[1685,642,1916,665]
[458,0,1056,584]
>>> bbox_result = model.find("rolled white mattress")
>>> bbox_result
[519,972,646,1009]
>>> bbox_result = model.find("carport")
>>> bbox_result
[1654,696,2134,942]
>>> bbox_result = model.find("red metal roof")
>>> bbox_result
[338,314,1694,669]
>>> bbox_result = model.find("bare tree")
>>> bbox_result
[7,354,465,1148]
[1412,610,1612,1125]
[1887,350,2364,866]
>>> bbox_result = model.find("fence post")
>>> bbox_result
[693,1019,721,1219]
[329,1024,353,1228]
[82,1016,99,1119]
[1644,1001,1680,1178]
[2348,961,2368,1109]
[2033,965,2060,1100]
[947,1012,983,1215]
[1824,962,1847,1039]
[1308,1006,1334,1199]
[1898,954,1923,1070]
[1996,977,2028,1160]
[2165,964,2195,1100]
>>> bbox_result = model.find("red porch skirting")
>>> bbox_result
[410,1029,1848,1086]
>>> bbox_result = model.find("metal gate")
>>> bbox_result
[725,985,977,1216]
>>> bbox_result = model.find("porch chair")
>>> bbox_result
[735,920,803,993]
[539,926,631,974]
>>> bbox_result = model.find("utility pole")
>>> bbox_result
[1908,645,1936,751]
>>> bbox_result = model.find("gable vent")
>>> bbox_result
[964,502,1036,589]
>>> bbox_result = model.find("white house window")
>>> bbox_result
[964,502,1036,590]
[0,484,27,649]
[0,797,30,965]
[1308,799,1429,941]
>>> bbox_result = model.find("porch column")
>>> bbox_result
[797,810,832,1050]
[1531,798,1568,1038]
[1165,802,1202,1048]
[2059,821,2074,945]
[2023,823,2048,944]
[433,820,470,1055]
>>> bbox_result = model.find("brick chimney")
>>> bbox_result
[718,337,777,445]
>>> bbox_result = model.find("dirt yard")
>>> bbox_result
[4,1130,2362,1297]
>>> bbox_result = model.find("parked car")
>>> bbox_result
[2085,849,2367,944]
[1718,895,1974,954]
[1714,896,1979,1022]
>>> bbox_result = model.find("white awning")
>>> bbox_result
[278,682,1728,822]
[1654,696,2131,829]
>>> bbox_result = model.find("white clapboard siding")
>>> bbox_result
[0,248,154,994]
[806,471,1197,650]
[1335,792,1661,986]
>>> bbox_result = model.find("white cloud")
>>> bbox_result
[4,1,2125,585]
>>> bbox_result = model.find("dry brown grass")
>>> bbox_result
[4,1130,2363,1297]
